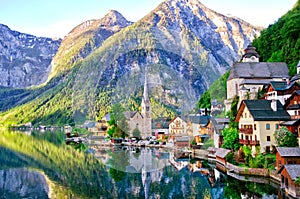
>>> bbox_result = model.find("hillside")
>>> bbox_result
[0,0,261,127]
[253,0,300,75]
[197,0,300,114]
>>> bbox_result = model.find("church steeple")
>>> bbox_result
[141,71,152,138]
[143,75,150,103]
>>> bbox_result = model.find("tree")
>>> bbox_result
[132,128,141,138]
[274,126,298,147]
[222,127,241,151]
[108,104,129,138]
[196,90,211,109]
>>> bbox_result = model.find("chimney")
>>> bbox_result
[271,99,277,111]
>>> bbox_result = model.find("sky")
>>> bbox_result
[0,0,297,38]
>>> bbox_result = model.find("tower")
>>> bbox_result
[242,44,260,62]
[141,74,152,139]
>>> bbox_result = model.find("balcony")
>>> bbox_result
[249,140,260,146]
[239,139,249,145]
[239,128,253,134]
[239,139,260,146]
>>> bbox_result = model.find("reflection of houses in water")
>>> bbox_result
[126,148,170,173]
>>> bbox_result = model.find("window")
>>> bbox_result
[266,124,270,130]
[267,136,271,141]
[275,124,279,130]
[254,124,256,130]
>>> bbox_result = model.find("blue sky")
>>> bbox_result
[0,0,297,38]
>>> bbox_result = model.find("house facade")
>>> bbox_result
[235,100,290,154]
[276,147,300,170]
[279,165,300,198]
[264,81,300,106]
[169,116,188,139]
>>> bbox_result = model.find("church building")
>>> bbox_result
[124,74,152,139]
[225,44,290,111]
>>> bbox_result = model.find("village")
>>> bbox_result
[66,44,300,198]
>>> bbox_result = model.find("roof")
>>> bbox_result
[215,148,231,158]
[182,115,211,126]
[277,147,300,157]
[266,81,300,93]
[242,44,260,59]
[269,81,288,91]
[240,79,272,85]
[215,118,230,124]
[152,117,171,129]
[280,119,300,126]
[237,100,290,121]
[228,62,289,80]
[207,147,218,152]
[281,165,300,180]
[124,111,141,120]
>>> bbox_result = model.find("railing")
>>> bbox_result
[249,140,260,146]
[239,128,253,134]
[239,139,249,145]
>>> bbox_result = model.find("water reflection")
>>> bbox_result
[0,131,282,198]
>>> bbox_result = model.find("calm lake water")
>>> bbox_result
[0,130,281,199]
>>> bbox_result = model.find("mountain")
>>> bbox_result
[67,0,261,114]
[0,0,262,127]
[47,10,133,80]
[0,24,61,88]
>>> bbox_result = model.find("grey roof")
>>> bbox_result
[283,165,300,180]
[242,44,260,59]
[277,147,300,157]
[181,115,210,126]
[240,79,272,85]
[228,62,289,80]
[243,100,290,121]
[215,118,230,124]
[215,148,231,158]
[207,147,218,152]
[280,119,300,126]
[124,111,141,120]
[152,117,171,129]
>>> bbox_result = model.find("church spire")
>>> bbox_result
[141,69,152,139]
[143,74,149,103]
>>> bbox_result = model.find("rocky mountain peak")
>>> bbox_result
[0,24,61,88]
[101,10,132,30]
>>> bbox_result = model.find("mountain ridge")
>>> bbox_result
[0,0,263,126]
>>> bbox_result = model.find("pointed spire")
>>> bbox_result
[143,72,149,103]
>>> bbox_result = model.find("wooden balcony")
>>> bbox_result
[239,139,260,146]
[249,140,260,146]
[239,139,249,145]
[239,128,253,134]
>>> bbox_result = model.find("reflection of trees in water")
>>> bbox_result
[0,131,280,198]
[224,176,278,199]
[0,131,115,199]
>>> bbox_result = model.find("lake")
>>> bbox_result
[0,130,281,198]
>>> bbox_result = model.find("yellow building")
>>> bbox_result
[235,100,290,154]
